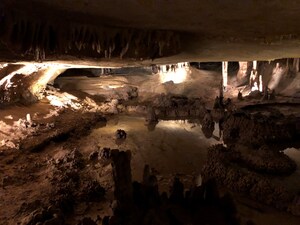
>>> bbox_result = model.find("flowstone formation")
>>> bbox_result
[201,144,300,215]
[222,109,300,149]
[150,94,206,119]
[203,90,300,217]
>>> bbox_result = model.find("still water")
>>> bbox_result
[89,116,220,181]
[88,116,300,193]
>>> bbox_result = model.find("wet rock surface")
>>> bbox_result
[236,145,297,175]
[0,80,300,225]
[114,129,127,140]
[16,148,107,225]
[20,112,107,152]
[201,144,299,212]
[1,110,300,224]
[153,95,207,119]
[105,151,239,225]
[222,109,300,149]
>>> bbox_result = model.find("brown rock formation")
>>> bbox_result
[201,144,295,210]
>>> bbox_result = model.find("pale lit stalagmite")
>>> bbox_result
[249,60,259,91]
[222,61,228,91]
[253,61,263,92]
[259,75,263,92]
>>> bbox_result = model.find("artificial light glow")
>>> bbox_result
[0,64,42,90]
[251,82,259,92]
[159,62,189,84]
[30,67,66,96]
[253,60,257,70]
[222,61,228,89]
[157,120,189,129]
[46,92,81,109]
[268,62,284,90]
[97,84,125,90]
[0,63,8,68]
[10,64,40,76]
[107,85,125,89]
[14,61,121,69]
[259,75,263,92]
[0,73,18,90]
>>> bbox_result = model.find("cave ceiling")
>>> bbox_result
[1,0,300,66]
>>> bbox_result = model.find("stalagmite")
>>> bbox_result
[110,150,133,211]
[249,62,258,90]
[35,48,40,61]
[259,75,263,92]
[162,65,167,73]
[26,113,31,123]
[222,61,228,91]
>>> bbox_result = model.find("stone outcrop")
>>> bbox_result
[151,94,206,119]
[235,145,297,175]
[222,110,299,148]
[20,148,106,225]
[201,144,295,210]
[106,161,239,225]
[20,112,106,152]
[110,150,133,212]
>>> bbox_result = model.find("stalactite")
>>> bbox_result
[0,10,181,60]
[41,24,47,52]
[96,39,101,54]
[293,58,299,73]
[158,40,165,56]
[34,23,40,49]
[91,41,95,51]
[120,42,129,59]
[35,48,39,61]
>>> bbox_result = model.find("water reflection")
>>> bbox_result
[90,116,220,178]
[283,148,300,192]
[146,121,158,131]
[201,125,214,139]
[143,117,221,141]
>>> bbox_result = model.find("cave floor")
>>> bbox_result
[0,67,300,224]
[0,112,300,224]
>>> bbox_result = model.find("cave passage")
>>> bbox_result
[0,59,300,225]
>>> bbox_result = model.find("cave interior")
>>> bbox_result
[0,1,300,225]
